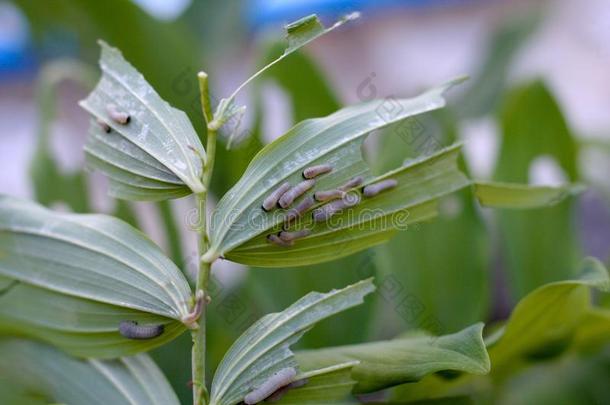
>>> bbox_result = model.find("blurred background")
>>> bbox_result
[1,0,610,403]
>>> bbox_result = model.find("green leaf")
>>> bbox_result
[473,181,585,209]
[209,279,375,405]
[296,323,490,394]
[488,257,609,369]
[0,195,192,357]
[272,362,359,404]
[388,259,610,402]
[0,339,179,405]
[80,41,206,200]
[493,80,580,299]
[208,79,469,265]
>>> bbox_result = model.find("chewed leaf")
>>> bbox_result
[0,195,192,358]
[0,339,180,405]
[209,279,375,405]
[473,181,585,209]
[213,13,359,134]
[295,323,490,394]
[80,41,205,200]
[207,78,468,264]
[227,145,469,267]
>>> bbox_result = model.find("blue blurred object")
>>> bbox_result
[0,2,35,78]
[246,0,474,29]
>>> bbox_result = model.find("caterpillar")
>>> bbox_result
[96,117,111,133]
[363,179,398,197]
[303,164,333,179]
[312,194,360,222]
[262,182,291,211]
[106,103,131,125]
[267,234,293,247]
[314,189,344,202]
[266,378,309,402]
[279,229,311,242]
[244,368,297,404]
[278,180,316,208]
[338,176,364,191]
[119,320,164,340]
[284,196,316,225]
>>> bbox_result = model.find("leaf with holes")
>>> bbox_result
[0,339,179,405]
[207,79,470,266]
[79,41,205,201]
[0,195,193,358]
[209,278,375,405]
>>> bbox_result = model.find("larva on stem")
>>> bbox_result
[118,320,164,340]
[244,368,297,404]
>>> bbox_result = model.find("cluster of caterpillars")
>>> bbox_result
[244,367,308,404]
[96,103,131,132]
[263,162,398,247]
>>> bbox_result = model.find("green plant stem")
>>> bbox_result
[191,72,217,405]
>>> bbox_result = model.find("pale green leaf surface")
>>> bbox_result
[209,279,375,405]
[296,323,490,394]
[272,362,358,404]
[0,195,191,357]
[209,79,469,264]
[473,181,584,209]
[79,41,205,200]
[0,339,179,405]
[0,275,184,357]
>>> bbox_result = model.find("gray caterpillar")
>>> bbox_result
[119,320,164,340]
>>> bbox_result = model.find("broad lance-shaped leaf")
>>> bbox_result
[207,79,469,265]
[209,278,375,405]
[80,41,205,201]
[213,13,359,131]
[295,323,490,394]
[0,195,192,357]
[473,181,584,209]
[387,258,610,402]
[0,339,179,405]
[487,257,609,368]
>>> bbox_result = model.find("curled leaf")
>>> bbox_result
[207,79,469,265]
[473,181,585,209]
[80,41,205,201]
[0,195,192,357]
[209,279,375,405]
[296,323,490,394]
